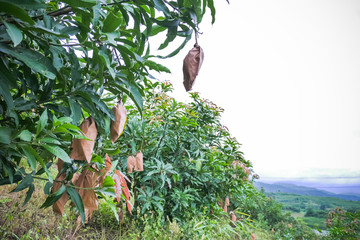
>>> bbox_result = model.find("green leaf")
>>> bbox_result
[129,84,143,113]
[103,148,120,155]
[0,79,14,112]
[20,145,37,170]
[69,98,82,125]
[11,174,33,192]
[23,184,35,206]
[42,144,71,163]
[207,0,216,24]
[102,12,122,33]
[41,184,66,208]
[145,60,171,73]
[18,130,32,142]
[150,25,167,36]
[0,43,57,79]
[0,126,11,144]
[158,29,192,58]
[21,145,45,170]
[104,195,119,221]
[44,182,52,195]
[25,25,64,37]
[61,0,98,8]
[98,50,115,79]
[153,0,170,17]
[102,176,115,188]
[36,109,48,137]
[0,174,22,186]
[3,21,22,46]
[0,0,46,10]
[39,137,61,145]
[66,187,85,224]
[0,2,35,25]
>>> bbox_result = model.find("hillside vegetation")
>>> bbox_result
[254,182,360,201]
[255,182,360,232]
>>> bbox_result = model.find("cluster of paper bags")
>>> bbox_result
[52,103,143,223]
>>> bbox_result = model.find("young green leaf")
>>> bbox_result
[102,12,122,33]
[66,187,85,224]
[39,137,61,145]
[68,98,82,125]
[41,184,66,208]
[0,76,14,111]
[3,21,22,47]
[23,183,35,206]
[20,145,37,170]
[42,144,71,163]
[18,129,32,142]
[11,174,33,192]
[36,109,48,136]
[0,2,35,25]
[0,126,11,144]
[0,44,56,79]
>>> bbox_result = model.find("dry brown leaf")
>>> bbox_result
[113,172,122,203]
[183,43,204,91]
[127,156,136,173]
[110,103,127,143]
[70,117,97,163]
[134,151,144,171]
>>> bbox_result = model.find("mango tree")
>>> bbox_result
[0,0,218,223]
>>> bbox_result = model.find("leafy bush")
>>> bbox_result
[112,82,254,224]
[326,207,360,240]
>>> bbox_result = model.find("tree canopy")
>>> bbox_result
[0,0,236,224]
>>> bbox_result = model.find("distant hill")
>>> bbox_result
[254,181,360,201]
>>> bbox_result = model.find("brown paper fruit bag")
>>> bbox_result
[134,151,144,171]
[231,212,237,222]
[52,172,68,215]
[225,197,230,206]
[70,117,97,163]
[183,43,204,91]
[127,156,136,173]
[74,168,99,221]
[53,159,79,215]
[110,103,127,143]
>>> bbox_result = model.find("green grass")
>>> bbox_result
[0,177,263,239]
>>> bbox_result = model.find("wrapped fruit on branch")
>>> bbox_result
[70,117,97,163]
[183,43,204,91]
[127,151,144,173]
[110,102,127,143]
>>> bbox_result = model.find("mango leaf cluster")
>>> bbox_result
[0,0,217,221]
[113,81,254,223]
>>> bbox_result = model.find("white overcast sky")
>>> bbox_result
[155,0,360,184]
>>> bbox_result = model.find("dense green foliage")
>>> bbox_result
[326,208,360,240]
[0,0,217,222]
[111,82,253,223]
